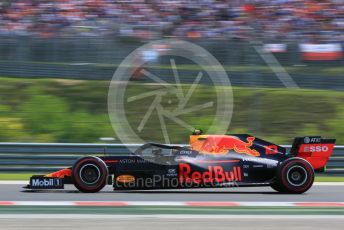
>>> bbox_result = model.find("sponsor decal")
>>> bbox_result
[30,177,64,189]
[119,159,148,164]
[299,43,343,61]
[116,175,135,183]
[304,137,321,144]
[311,137,321,143]
[178,163,242,184]
[242,157,277,165]
[263,44,287,53]
[166,168,177,177]
[311,138,321,143]
[265,145,278,155]
[179,150,194,155]
[301,144,329,153]
[252,164,264,168]
[298,143,335,168]
[191,135,260,157]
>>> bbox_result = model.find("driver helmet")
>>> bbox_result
[192,129,203,135]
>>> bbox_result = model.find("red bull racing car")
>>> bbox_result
[26,132,335,194]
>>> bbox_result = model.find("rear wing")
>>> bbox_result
[291,136,336,170]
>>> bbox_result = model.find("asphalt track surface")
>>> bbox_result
[1,183,344,202]
[1,215,344,230]
[1,182,344,230]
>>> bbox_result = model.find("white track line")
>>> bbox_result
[313,182,344,186]
[1,201,344,207]
[15,201,75,206]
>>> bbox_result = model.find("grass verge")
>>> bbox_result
[315,176,344,182]
[0,174,32,180]
[1,76,344,144]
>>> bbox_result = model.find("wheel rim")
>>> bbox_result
[286,165,308,187]
[79,164,101,185]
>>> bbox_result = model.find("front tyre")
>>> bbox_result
[274,157,314,194]
[72,156,108,193]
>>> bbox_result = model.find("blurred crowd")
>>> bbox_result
[0,0,343,42]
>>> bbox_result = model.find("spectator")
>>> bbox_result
[0,0,342,42]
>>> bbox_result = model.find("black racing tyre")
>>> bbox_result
[270,182,286,193]
[72,156,108,193]
[274,157,314,194]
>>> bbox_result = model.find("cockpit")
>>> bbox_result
[133,143,197,165]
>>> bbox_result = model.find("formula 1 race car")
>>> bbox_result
[25,132,336,194]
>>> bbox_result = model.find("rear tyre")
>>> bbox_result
[72,156,108,193]
[270,182,286,193]
[274,157,314,194]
